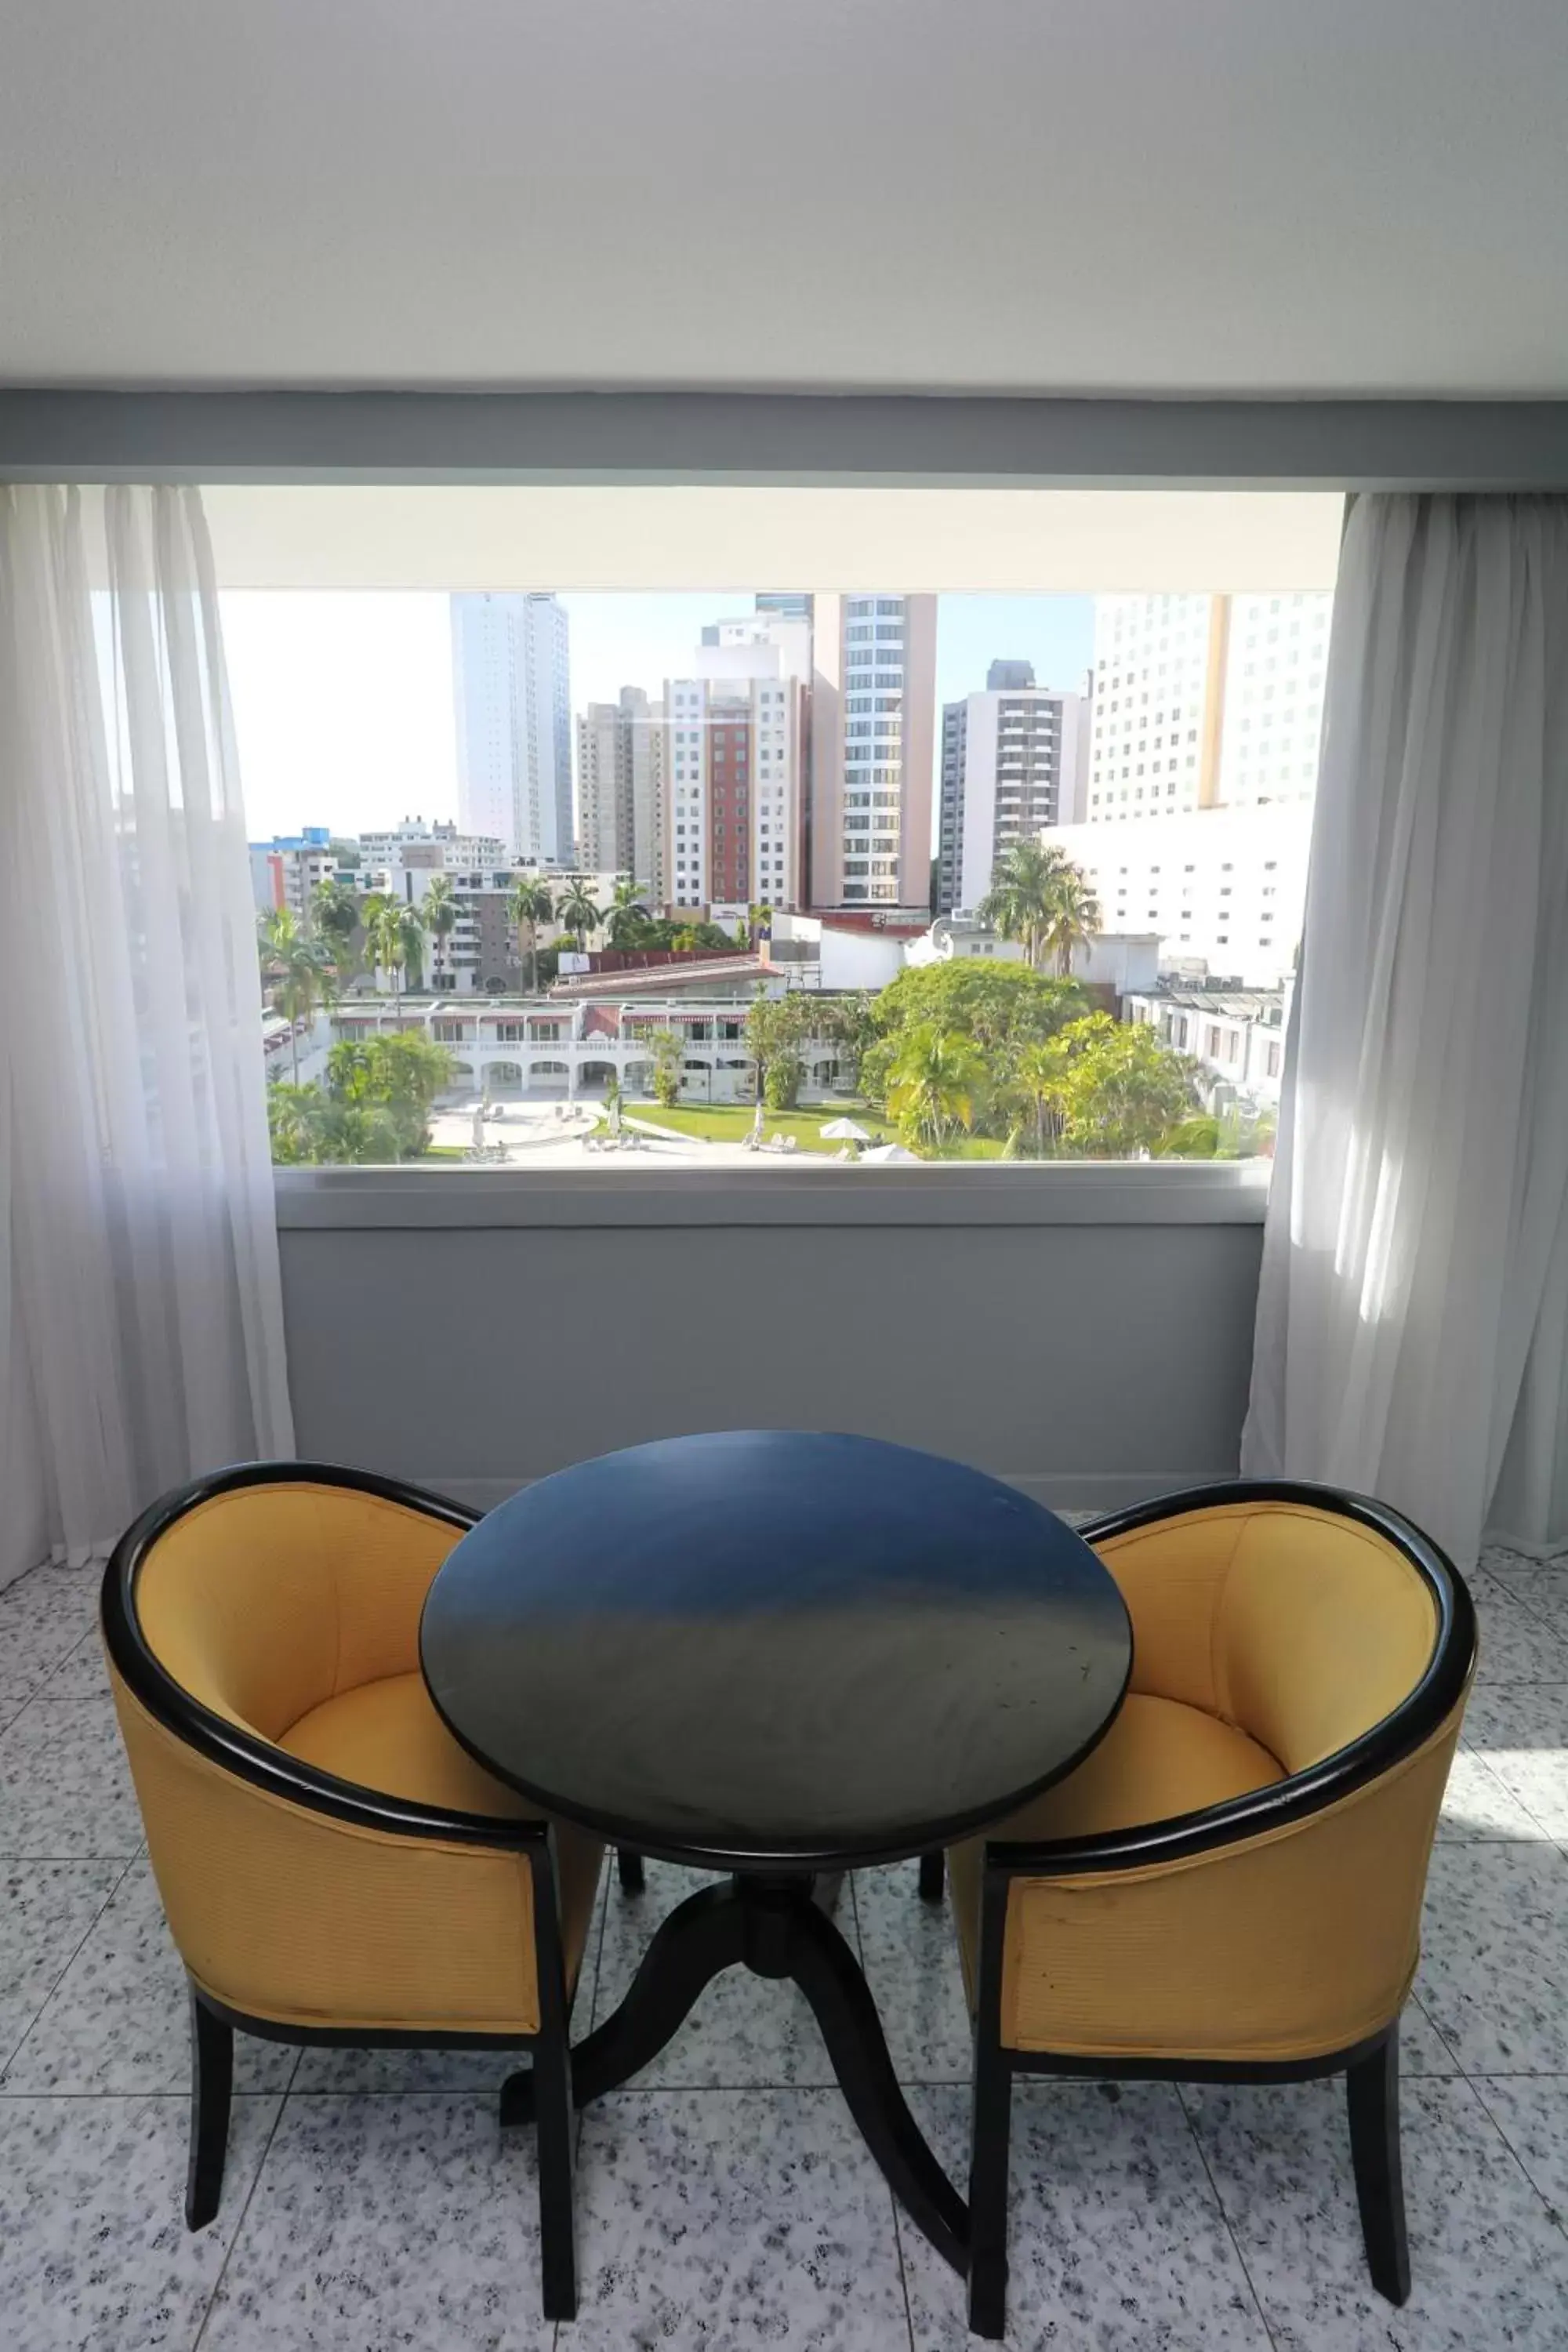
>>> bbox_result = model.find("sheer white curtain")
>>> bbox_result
[0,485,292,1588]
[1243,494,1568,1570]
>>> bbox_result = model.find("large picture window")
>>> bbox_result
[220,487,1340,1173]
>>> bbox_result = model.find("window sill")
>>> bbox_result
[274,1160,1271,1231]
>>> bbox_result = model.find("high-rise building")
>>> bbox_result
[1214,593,1334,808]
[575,688,663,891]
[936,676,1092,914]
[1086,592,1331,824]
[450,593,573,862]
[805,593,937,909]
[661,604,811,915]
[662,672,803,914]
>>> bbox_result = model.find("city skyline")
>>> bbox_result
[222,589,1095,851]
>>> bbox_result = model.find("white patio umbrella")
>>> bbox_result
[818,1116,872,1143]
[859,1142,920,1164]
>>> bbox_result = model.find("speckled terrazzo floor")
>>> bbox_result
[5,1549,1568,2350]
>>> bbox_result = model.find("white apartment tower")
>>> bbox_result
[662,673,803,914]
[937,666,1091,914]
[662,605,811,915]
[576,688,664,894]
[450,593,573,863]
[807,594,937,909]
[1044,587,1334,985]
[1087,592,1331,823]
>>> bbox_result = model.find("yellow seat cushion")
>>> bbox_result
[279,1671,604,1992]
[994,1693,1284,1844]
[949,1693,1284,2008]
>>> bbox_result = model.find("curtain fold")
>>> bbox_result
[1243,494,1568,1570]
[0,485,292,1585]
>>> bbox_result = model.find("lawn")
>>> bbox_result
[626,1102,899,1154]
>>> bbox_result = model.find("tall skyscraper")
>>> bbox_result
[1086,592,1330,824]
[805,593,937,909]
[936,675,1091,914]
[450,593,573,862]
[575,688,662,890]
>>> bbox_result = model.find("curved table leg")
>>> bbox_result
[779,1890,968,2275]
[505,1870,969,2279]
[501,1880,746,2129]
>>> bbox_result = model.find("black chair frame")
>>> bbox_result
[101,1457,638,2325]
[958,1479,1476,2339]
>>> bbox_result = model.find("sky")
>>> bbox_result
[223,589,1095,847]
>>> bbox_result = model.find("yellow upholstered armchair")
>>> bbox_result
[100,1461,607,2322]
[947,1481,1475,2339]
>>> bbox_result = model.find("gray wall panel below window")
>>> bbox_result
[278,1218,1262,1515]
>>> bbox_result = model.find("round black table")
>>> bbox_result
[421,1430,1131,2274]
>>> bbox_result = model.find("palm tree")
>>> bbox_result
[509,875,554,994]
[361,897,425,1025]
[258,908,334,1083]
[422,874,459,990]
[1040,866,1102,978]
[556,875,602,944]
[886,1022,986,1154]
[603,878,652,949]
[978,839,1075,971]
[309,876,361,981]
[1009,1036,1069,1157]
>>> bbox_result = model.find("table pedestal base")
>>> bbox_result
[502,1871,968,2275]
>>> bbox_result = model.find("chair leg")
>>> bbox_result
[533,2027,578,2321]
[616,1846,645,1893]
[185,1987,234,2230]
[1346,2029,1410,2306]
[967,2032,1011,2337]
[919,1849,945,1903]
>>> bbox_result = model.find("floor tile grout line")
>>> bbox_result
[1174,2082,1283,2352]
[884,2180,923,2352]
[0,1852,139,2082]
[191,2071,296,2352]
[1463,2072,1568,2246]
[1409,1989,1467,2077]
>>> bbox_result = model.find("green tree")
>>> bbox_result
[744,990,813,1111]
[886,1024,987,1153]
[421,874,459,989]
[309,877,361,978]
[266,1082,327,1163]
[1026,1014,1200,1158]
[324,1031,455,1158]
[649,1026,684,1109]
[1040,864,1103,979]
[858,961,1087,1130]
[257,907,335,1083]
[815,992,878,1091]
[603,879,652,948]
[361,897,425,1023]
[556,876,602,944]
[509,876,555,994]
[979,840,1101,974]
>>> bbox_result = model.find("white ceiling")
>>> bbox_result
[3,0,1566,398]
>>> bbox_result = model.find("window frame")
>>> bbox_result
[25,386,1555,1225]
